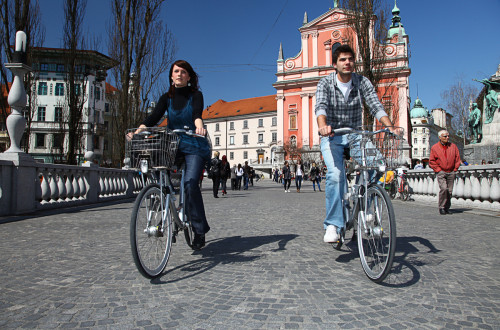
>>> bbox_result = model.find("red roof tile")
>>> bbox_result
[105,82,118,94]
[203,95,276,119]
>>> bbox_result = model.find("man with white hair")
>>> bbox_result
[429,130,461,215]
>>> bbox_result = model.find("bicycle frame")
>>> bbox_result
[160,168,187,231]
[343,134,372,236]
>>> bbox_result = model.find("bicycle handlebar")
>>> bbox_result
[172,128,207,138]
[330,127,392,135]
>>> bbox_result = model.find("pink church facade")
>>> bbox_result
[273,4,411,157]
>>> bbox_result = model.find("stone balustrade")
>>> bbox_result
[0,159,143,216]
[406,164,500,210]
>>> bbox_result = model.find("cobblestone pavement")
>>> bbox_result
[0,180,499,329]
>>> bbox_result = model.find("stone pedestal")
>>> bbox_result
[465,67,500,165]
[463,144,499,165]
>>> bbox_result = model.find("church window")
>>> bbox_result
[289,115,297,130]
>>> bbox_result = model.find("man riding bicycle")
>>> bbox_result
[315,44,397,244]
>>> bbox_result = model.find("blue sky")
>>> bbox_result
[40,0,500,111]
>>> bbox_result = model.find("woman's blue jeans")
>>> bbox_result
[184,154,210,235]
[295,175,303,190]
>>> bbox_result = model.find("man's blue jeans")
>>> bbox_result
[243,174,249,189]
[320,134,381,230]
[320,135,350,230]
[184,154,210,235]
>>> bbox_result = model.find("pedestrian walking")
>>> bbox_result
[230,164,237,190]
[295,159,304,192]
[309,162,322,191]
[243,161,250,190]
[236,163,244,190]
[282,161,292,193]
[220,155,230,196]
[209,151,222,198]
[429,130,461,215]
[249,167,255,186]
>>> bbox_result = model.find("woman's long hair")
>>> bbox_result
[221,155,227,166]
[167,59,200,98]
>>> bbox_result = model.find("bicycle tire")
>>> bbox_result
[401,182,410,201]
[357,185,396,282]
[130,183,173,278]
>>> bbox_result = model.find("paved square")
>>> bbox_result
[0,180,499,328]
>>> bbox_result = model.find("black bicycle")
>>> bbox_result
[126,127,209,278]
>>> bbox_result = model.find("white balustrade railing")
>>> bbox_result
[406,164,500,210]
[0,159,143,216]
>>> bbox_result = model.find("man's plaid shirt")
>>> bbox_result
[315,72,387,129]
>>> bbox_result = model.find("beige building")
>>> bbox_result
[410,98,463,167]
[203,95,279,176]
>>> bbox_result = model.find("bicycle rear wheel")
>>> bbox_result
[357,185,396,282]
[130,184,173,278]
[400,182,410,201]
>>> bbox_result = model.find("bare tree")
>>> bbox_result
[340,0,395,127]
[441,76,479,145]
[62,0,88,164]
[108,0,175,166]
[0,0,45,151]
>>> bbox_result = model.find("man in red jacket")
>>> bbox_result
[429,130,461,215]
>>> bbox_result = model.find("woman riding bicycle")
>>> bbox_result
[129,60,210,250]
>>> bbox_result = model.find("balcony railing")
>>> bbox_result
[405,165,500,210]
[0,159,144,216]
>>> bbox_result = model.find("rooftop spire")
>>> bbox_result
[387,0,406,40]
[334,0,339,8]
[303,11,308,25]
[278,43,283,61]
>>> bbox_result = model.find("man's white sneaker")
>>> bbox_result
[323,225,339,243]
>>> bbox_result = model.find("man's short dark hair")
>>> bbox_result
[332,44,355,64]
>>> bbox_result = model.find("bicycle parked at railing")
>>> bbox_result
[125,127,210,278]
[397,169,410,201]
[331,126,404,282]
[385,168,410,201]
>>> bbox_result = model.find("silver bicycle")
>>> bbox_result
[330,127,404,282]
[126,127,209,278]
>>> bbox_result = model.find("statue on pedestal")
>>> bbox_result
[468,103,482,144]
[474,79,500,124]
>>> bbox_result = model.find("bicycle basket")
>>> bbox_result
[348,126,405,169]
[125,127,180,169]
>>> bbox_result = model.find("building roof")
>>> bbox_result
[203,95,276,120]
[105,82,118,94]
[410,98,429,118]
[30,47,118,70]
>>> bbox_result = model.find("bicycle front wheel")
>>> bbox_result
[357,185,396,282]
[130,184,173,278]
[400,182,410,201]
